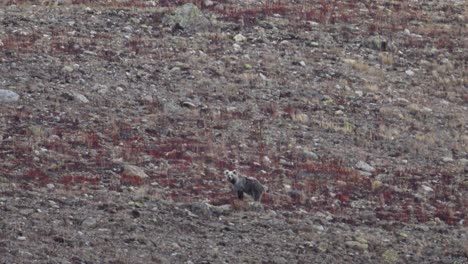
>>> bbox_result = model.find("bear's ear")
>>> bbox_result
[233,170,238,176]
[224,170,229,177]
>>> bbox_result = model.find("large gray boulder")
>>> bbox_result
[163,3,211,32]
[0,89,19,103]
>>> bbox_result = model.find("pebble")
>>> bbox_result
[62,65,74,73]
[355,161,375,172]
[442,157,453,162]
[234,33,247,42]
[421,185,434,192]
[262,156,272,164]
[122,164,149,179]
[335,110,344,116]
[345,241,368,251]
[82,217,97,227]
[73,93,90,103]
[232,43,241,51]
[302,150,319,160]
[405,69,415,76]
[17,236,27,241]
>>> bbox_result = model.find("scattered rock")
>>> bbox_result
[355,161,375,173]
[335,110,344,115]
[371,180,383,191]
[131,209,141,218]
[62,65,74,73]
[442,157,454,162]
[421,185,434,193]
[301,150,319,160]
[382,249,400,263]
[180,101,197,108]
[405,69,415,76]
[122,165,149,179]
[345,241,368,251]
[189,202,212,217]
[82,217,98,227]
[234,33,247,42]
[0,89,19,103]
[73,93,90,103]
[262,156,272,165]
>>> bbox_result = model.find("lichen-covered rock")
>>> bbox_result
[162,3,211,32]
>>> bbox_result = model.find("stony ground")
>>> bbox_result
[0,0,466,263]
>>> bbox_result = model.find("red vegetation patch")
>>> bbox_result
[60,175,99,186]
[120,174,143,186]
[1,33,40,52]
[22,169,50,186]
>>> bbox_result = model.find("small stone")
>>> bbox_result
[317,242,328,252]
[131,209,141,218]
[262,156,272,164]
[442,157,453,162]
[405,69,415,76]
[299,61,306,67]
[46,183,55,190]
[398,232,408,238]
[62,65,74,73]
[234,33,247,42]
[180,101,197,108]
[232,43,241,51]
[244,63,253,70]
[279,159,293,166]
[73,93,89,103]
[302,150,319,160]
[372,180,383,191]
[345,241,368,251]
[382,250,399,264]
[0,89,20,103]
[421,185,433,192]
[355,160,375,172]
[396,97,410,106]
[17,236,27,241]
[122,165,149,179]
[335,110,344,116]
[355,90,364,97]
[82,217,97,227]
[309,41,319,47]
[312,225,325,232]
[204,0,215,7]
[190,202,212,217]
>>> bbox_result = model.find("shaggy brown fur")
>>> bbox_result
[225,170,267,202]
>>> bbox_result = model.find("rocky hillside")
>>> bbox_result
[0,0,466,263]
